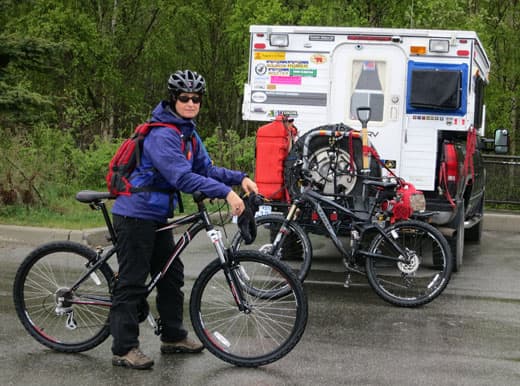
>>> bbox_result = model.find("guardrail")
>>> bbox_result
[483,154,520,205]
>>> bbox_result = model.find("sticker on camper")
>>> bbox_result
[384,160,397,169]
[254,51,286,60]
[251,92,267,103]
[255,63,267,76]
[269,110,298,118]
[270,76,302,85]
[290,68,317,77]
[310,54,327,64]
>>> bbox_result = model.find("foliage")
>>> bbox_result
[204,129,256,174]
[0,0,519,224]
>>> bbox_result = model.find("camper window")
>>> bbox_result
[349,60,386,122]
[473,76,486,129]
[410,69,461,110]
[406,61,468,115]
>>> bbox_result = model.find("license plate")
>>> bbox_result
[256,205,272,217]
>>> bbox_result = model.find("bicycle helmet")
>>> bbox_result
[168,70,206,95]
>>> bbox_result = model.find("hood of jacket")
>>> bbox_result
[150,100,196,138]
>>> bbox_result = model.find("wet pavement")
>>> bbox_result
[1,229,520,385]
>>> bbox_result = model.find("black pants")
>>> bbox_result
[110,214,187,356]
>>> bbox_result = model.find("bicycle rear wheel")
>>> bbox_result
[365,220,453,307]
[190,250,308,367]
[231,214,313,283]
[13,241,114,352]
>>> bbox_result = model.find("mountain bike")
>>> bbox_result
[12,190,307,367]
[233,169,453,307]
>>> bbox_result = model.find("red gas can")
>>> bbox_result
[255,115,291,201]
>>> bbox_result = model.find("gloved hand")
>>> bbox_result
[237,192,261,244]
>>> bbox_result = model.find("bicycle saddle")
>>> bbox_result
[362,180,398,190]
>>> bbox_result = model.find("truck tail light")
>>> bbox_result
[347,35,392,42]
[444,143,459,183]
[444,143,460,197]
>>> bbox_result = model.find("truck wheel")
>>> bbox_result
[448,202,465,272]
[465,196,484,243]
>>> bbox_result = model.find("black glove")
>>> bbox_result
[237,192,260,244]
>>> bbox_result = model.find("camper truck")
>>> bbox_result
[243,25,508,270]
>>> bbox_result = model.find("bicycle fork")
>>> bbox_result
[207,229,251,313]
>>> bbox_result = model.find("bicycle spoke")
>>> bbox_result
[366,220,452,307]
[14,244,113,351]
[190,251,307,367]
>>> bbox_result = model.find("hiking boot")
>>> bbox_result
[160,337,204,354]
[112,347,154,370]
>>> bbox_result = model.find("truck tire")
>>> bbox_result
[448,202,465,272]
[465,196,484,243]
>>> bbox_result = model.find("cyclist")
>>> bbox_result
[110,69,258,369]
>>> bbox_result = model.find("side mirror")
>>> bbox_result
[494,128,509,154]
[356,107,371,127]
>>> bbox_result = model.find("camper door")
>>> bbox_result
[329,43,407,178]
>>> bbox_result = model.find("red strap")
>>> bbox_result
[463,126,476,184]
[438,161,456,208]
[348,131,356,173]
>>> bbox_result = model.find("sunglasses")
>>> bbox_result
[177,95,202,104]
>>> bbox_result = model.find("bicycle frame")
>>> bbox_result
[288,187,413,267]
[68,194,252,318]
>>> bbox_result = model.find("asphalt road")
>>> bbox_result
[1,228,520,386]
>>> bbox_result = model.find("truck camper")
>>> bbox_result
[243,25,507,270]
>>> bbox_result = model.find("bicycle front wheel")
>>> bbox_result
[365,220,453,307]
[190,250,308,367]
[13,241,114,352]
[231,214,313,283]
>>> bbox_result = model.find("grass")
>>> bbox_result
[0,193,230,229]
[3,191,516,231]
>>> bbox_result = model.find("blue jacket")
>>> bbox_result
[112,101,246,222]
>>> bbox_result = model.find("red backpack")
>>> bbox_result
[106,122,196,197]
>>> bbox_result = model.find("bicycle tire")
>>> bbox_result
[365,220,453,307]
[231,214,313,283]
[190,250,308,367]
[13,241,114,352]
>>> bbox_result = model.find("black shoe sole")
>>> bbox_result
[112,358,154,370]
[160,346,204,354]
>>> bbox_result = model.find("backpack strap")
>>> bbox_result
[137,122,193,213]
[145,122,197,159]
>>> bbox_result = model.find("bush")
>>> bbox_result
[0,124,256,226]
[204,128,256,175]
[1,125,77,206]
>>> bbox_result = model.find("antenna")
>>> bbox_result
[410,0,414,28]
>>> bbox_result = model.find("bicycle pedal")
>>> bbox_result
[146,314,162,335]
[343,273,352,288]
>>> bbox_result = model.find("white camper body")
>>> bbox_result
[242,25,490,192]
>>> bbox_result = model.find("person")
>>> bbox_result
[276,113,298,150]
[110,69,258,370]
[284,115,298,142]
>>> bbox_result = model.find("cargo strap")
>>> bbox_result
[463,126,477,184]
